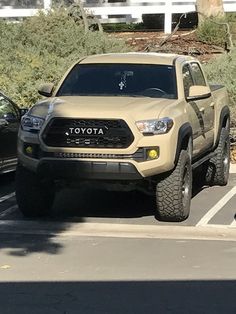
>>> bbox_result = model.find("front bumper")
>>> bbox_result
[37,159,143,180]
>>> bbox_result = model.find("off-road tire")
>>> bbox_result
[155,150,192,222]
[205,127,230,186]
[16,164,55,217]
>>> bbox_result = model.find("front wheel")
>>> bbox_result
[16,164,55,217]
[155,150,192,222]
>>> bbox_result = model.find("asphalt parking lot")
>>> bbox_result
[0,166,236,231]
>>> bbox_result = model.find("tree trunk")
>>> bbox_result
[196,0,225,24]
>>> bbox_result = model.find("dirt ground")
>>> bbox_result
[110,30,226,62]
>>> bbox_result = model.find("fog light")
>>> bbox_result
[25,146,33,155]
[147,148,159,160]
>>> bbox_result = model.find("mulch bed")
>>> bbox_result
[110,31,226,62]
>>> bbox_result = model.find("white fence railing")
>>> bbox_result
[0,0,51,18]
[0,0,236,33]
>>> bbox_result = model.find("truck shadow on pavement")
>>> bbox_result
[52,188,155,219]
[0,173,206,257]
[0,280,235,314]
[51,173,206,220]
[0,172,15,195]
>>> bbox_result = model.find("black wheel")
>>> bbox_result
[15,164,55,217]
[204,127,230,186]
[155,150,192,222]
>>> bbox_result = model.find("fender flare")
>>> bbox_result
[174,123,193,165]
[214,105,230,150]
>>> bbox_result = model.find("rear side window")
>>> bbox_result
[190,62,206,86]
[182,64,194,98]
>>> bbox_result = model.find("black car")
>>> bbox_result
[0,91,26,174]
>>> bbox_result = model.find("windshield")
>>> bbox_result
[56,63,178,99]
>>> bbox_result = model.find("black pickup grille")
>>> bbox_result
[42,118,134,148]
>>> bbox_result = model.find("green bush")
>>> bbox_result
[0,9,128,107]
[102,22,144,32]
[203,49,236,125]
[226,12,236,23]
[196,17,228,47]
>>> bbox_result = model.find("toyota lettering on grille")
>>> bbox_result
[66,127,108,136]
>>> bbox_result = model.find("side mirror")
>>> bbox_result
[187,85,211,101]
[3,112,18,123]
[38,83,54,97]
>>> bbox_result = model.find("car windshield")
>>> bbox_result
[56,63,178,99]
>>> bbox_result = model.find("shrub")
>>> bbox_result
[203,49,236,126]
[102,22,144,32]
[0,9,128,107]
[196,17,228,47]
[226,12,236,23]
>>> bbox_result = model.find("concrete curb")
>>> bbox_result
[230,163,236,173]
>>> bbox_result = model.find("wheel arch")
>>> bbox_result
[214,105,230,150]
[174,123,193,165]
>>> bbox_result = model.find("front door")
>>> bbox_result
[182,63,214,157]
[0,93,20,169]
[189,62,214,149]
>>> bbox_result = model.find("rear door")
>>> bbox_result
[0,93,20,171]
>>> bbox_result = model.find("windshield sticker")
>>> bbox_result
[119,80,125,90]
[119,74,127,90]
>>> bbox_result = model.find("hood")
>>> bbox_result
[30,96,177,121]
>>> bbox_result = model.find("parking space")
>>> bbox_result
[0,172,235,231]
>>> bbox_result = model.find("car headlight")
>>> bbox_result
[21,114,45,132]
[136,118,173,135]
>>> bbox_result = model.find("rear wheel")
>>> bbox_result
[205,127,230,186]
[16,164,55,217]
[155,150,192,222]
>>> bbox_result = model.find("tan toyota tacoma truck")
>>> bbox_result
[16,53,230,222]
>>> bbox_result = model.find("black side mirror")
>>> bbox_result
[3,113,18,123]
[38,83,54,97]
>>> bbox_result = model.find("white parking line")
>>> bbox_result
[230,218,236,227]
[196,186,236,227]
[0,192,15,203]
[0,205,18,218]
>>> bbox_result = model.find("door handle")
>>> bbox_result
[199,107,205,113]
[210,102,215,108]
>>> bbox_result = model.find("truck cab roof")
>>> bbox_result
[80,52,196,66]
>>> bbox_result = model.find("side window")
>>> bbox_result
[0,95,19,120]
[190,62,206,86]
[182,64,194,98]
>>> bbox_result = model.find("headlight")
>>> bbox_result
[21,114,45,132]
[136,118,173,135]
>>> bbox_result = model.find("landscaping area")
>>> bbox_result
[0,8,236,156]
